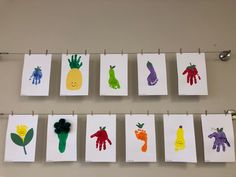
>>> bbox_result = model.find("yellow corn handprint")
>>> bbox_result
[175,125,186,151]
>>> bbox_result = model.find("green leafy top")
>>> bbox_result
[187,63,196,71]
[147,61,153,67]
[68,54,83,69]
[136,122,144,129]
[110,65,115,69]
[99,126,106,130]
[217,127,224,132]
[35,66,41,71]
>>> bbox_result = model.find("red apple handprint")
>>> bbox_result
[182,63,201,85]
[90,126,112,151]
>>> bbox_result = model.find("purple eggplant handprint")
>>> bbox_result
[146,61,158,86]
[208,128,230,152]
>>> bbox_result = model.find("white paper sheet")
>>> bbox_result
[163,114,197,162]
[201,114,235,162]
[60,54,89,96]
[21,54,52,96]
[4,115,38,162]
[125,114,157,162]
[85,114,116,162]
[46,115,77,162]
[177,53,208,95]
[137,53,168,95]
[100,54,128,96]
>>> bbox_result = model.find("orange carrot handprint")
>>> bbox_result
[135,123,148,152]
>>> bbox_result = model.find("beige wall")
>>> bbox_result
[0,0,236,176]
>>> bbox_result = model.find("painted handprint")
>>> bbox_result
[29,66,42,85]
[175,125,186,151]
[208,128,230,152]
[135,123,148,152]
[108,65,120,89]
[147,61,158,86]
[90,126,112,151]
[182,63,201,85]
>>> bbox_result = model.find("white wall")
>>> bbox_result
[0,0,236,177]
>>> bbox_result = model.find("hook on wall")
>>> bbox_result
[198,48,201,54]
[219,50,231,61]
[226,109,236,119]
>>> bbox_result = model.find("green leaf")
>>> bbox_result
[23,128,34,146]
[11,133,24,146]
[136,122,144,129]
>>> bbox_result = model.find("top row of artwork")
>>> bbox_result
[21,53,208,96]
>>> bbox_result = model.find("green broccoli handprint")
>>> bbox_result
[108,65,121,89]
[54,119,71,153]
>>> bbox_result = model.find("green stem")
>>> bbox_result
[58,132,68,153]
[23,146,27,155]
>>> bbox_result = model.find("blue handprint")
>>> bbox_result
[29,66,42,85]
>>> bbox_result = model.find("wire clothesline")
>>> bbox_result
[0,110,234,118]
[0,48,229,55]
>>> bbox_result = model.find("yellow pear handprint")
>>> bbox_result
[175,125,186,151]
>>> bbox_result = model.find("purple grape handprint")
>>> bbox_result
[208,128,230,152]
[146,61,158,86]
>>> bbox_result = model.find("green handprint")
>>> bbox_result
[108,65,121,89]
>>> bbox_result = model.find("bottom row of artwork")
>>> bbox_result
[4,114,235,163]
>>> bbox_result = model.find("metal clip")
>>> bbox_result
[91,110,93,116]
[205,110,208,116]
[46,49,48,55]
[158,48,161,55]
[32,110,34,116]
[180,48,183,54]
[85,49,87,55]
[186,111,189,116]
[66,49,69,56]
[51,110,54,116]
[11,110,14,116]
[104,49,106,55]
[130,110,132,116]
[141,49,143,55]
[109,110,111,115]
[147,110,149,116]
[72,110,75,116]
[167,110,170,116]
[0,52,9,55]
[121,49,124,55]
[224,110,227,116]
[29,49,31,55]
[198,48,201,54]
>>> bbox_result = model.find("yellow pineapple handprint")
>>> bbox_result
[66,54,83,90]
[175,125,186,151]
